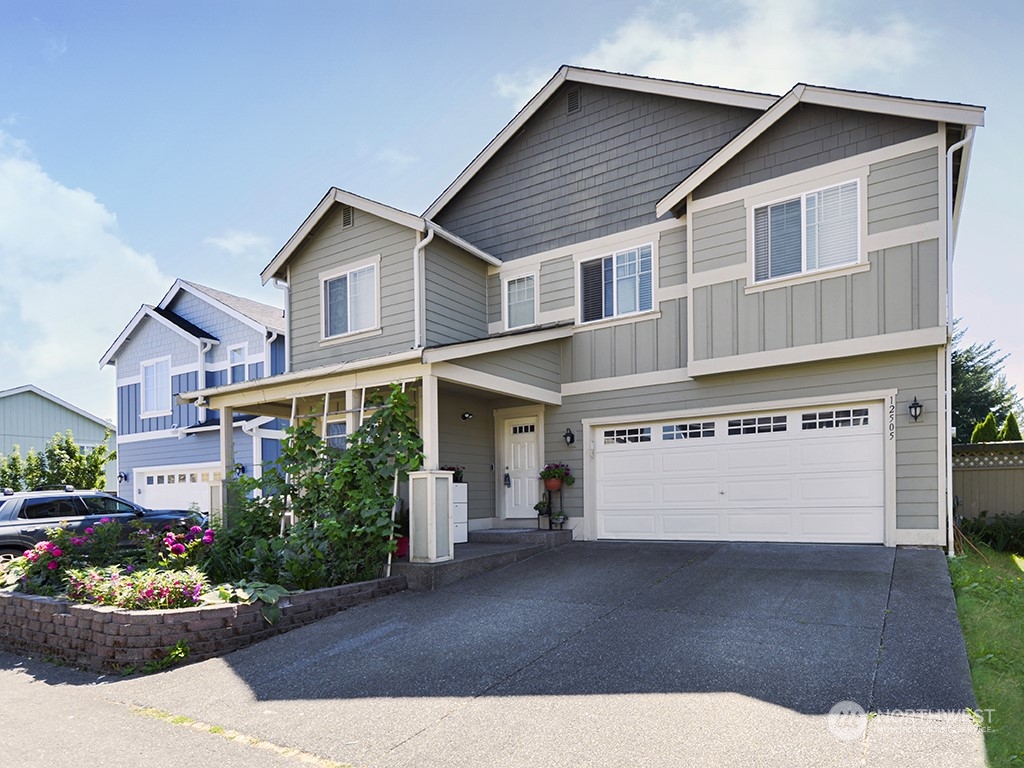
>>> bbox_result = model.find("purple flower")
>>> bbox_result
[51,548,63,557]
[189,525,203,534]
[170,543,186,555]
[46,561,58,570]
[84,527,94,535]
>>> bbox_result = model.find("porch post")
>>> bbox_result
[217,406,234,527]
[420,372,439,470]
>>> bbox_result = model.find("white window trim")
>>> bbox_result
[319,255,382,343]
[576,242,657,325]
[502,271,538,331]
[749,178,863,287]
[228,343,248,384]
[140,356,172,419]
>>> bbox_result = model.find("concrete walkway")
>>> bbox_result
[0,542,986,767]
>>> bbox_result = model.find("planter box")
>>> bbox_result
[0,576,406,674]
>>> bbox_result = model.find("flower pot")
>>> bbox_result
[544,478,563,491]
[395,536,410,558]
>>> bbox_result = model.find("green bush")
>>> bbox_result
[959,514,1024,554]
[998,412,1023,441]
[971,412,1000,443]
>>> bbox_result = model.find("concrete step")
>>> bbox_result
[391,529,572,591]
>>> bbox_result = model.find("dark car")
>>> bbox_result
[0,487,206,562]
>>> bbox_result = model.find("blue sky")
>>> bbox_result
[0,0,1021,421]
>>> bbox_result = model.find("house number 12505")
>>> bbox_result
[888,397,896,441]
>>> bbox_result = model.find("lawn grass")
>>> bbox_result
[949,542,1024,766]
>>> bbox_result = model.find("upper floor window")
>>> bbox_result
[505,274,536,329]
[322,262,378,339]
[580,244,653,323]
[229,345,247,384]
[753,180,859,282]
[141,357,171,416]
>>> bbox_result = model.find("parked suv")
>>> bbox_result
[0,487,205,562]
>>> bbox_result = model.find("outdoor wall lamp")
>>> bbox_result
[909,397,923,422]
[563,427,575,446]
[461,412,473,421]
[233,463,246,477]
[117,471,128,483]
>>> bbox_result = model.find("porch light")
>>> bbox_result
[117,471,128,483]
[909,397,923,422]
[461,412,473,421]
[563,427,575,446]
[233,462,246,477]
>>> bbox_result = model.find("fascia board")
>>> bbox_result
[655,88,802,218]
[566,68,777,111]
[800,86,986,127]
[98,305,151,368]
[421,325,574,364]
[261,188,426,285]
[428,223,502,266]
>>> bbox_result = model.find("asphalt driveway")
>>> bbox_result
[1,542,986,767]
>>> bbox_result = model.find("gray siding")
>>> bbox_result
[434,83,760,261]
[867,148,940,234]
[424,239,488,346]
[539,256,574,312]
[458,341,562,391]
[437,390,496,519]
[694,104,935,200]
[566,297,688,382]
[486,273,501,326]
[114,316,197,380]
[659,225,688,287]
[288,205,417,371]
[548,348,940,530]
[692,240,942,361]
[0,390,112,458]
[691,201,745,273]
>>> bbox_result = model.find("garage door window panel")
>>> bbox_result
[727,415,787,435]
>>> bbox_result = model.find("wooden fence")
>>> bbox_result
[952,441,1024,518]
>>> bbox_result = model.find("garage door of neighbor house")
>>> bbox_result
[594,402,884,543]
[134,465,220,512]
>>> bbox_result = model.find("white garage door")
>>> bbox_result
[135,465,220,512]
[594,402,884,543]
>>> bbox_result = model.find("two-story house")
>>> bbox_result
[100,279,287,511]
[183,66,983,551]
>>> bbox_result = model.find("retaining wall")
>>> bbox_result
[0,576,406,673]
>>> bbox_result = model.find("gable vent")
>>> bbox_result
[341,204,354,229]
[567,86,581,115]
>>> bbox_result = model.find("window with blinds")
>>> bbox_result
[580,244,653,322]
[754,180,859,282]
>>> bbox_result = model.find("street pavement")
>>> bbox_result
[0,542,987,767]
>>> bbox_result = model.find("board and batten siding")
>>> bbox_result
[434,82,760,262]
[566,298,688,382]
[867,147,940,234]
[114,317,198,381]
[546,348,940,531]
[691,241,941,361]
[424,239,488,346]
[693,103,936,200]
[118,372,201,436]
[288,205,417,372]
[0,391,112,458]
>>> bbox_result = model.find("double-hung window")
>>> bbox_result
[323,262,378,339]
[141,358,170,416]
[753,180,859,282]
[580,244,653,323]
[505,275,536,329]
[229,345,246,384]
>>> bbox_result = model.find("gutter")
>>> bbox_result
[412,228,436,350]
[944,127,975,557]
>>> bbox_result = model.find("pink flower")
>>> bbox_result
[170,543,186,555]
[84,527,94,535]
[47,561,58,570]
[51,548,62,557]
[99,517,111,524]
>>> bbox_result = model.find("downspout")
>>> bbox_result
[945,127,975,557]
[273,277,289,372]
[197,341,214,422]
[265,331,279,376]
[412,227,436,350]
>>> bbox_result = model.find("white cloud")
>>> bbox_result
[375,148,417,173]
[0,131,170,421]
[496,0,923,100]
[204,229,271,257]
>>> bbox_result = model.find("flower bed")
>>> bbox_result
[0,575,406,673]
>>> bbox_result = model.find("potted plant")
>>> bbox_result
[392,500,410,559]
[550,511,568,526]
[440,465,465,483]
[533,499,550,515]
[539,462,574,491]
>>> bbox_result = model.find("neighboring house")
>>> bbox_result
[99,280,287,512]
[0,384,116,490]
[183,66,983,549]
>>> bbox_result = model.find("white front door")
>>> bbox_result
[502,417,541,518]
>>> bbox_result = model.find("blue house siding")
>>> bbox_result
[270,336,286,374]
[118,428,253,483]
[248,362,264,380]
[262,437,281,469]
[206,369,227,388]
[116,372,201,435]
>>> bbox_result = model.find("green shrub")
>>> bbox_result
[65,565,209,610]
[959,514,1024,553]
[998,412,1022,441]
[971,412,1000,443]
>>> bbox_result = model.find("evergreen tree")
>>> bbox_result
[970,412,999,443]
[998,412,1023,442]
[951,320,1021,442]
